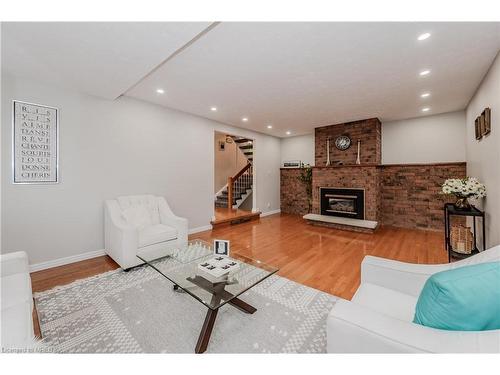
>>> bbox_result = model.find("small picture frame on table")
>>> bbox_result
[213,239,230,257]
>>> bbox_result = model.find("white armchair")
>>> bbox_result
[1,251,35,349]
[104,195,188,270]
[327,245,500,353]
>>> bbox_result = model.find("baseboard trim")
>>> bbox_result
[260,209,281,217]
[188,225,213,235]
[30,249,106,273]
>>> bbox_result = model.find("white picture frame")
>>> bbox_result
[12,100,59,184]
[213,239,230,257]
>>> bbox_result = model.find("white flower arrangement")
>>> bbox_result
[441,177,486,199]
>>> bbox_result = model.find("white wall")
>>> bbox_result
[382,111,466,164]
[466,52,500,248]
[280,133,315,166]
[280,113,466,167]
[1,74,281,265]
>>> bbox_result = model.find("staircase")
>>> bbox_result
[233,137,253,163]
[215,137,253,209]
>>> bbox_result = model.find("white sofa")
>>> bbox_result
[327,245,500,353]
[104,195,188,270]
[1,251,35,349]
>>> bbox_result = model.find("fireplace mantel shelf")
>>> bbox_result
[313,164,380,169]
[280,161,466,170]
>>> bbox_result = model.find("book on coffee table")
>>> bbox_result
[197,256,240,281]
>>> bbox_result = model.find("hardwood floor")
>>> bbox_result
[195,213,447,299]
[30,213,448,336]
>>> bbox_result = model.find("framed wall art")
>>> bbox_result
[483,108,491,135]
[12,100,59,184]
[479,111,486,136]
[475,117,482,140]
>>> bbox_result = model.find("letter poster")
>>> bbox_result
[13,101,59,183]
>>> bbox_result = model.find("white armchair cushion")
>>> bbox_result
[122,205,153,230]
[117,195,160,225]
[139,224,177,248]
[352,283,417,321]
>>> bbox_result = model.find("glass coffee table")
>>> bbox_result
[137,240,278,353]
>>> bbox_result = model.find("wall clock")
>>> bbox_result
[335,135,351,151]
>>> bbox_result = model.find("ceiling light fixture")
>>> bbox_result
[156,88,165,94]
[417,33,431,41]
[421,92,431,98]
[210,107,217,112]
[267,125,273,129]
[419,70,431,76]
[422,107,430,112]
[286,131,291,135]
[242,117,248,122]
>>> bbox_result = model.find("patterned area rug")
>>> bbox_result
[34,258,337,353]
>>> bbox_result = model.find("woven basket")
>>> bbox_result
[450,225,474,254]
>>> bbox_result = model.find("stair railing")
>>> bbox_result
[227,162,253,209]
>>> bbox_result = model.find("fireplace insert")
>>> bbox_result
[320,187,365,219]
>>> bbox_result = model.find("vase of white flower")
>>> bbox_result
[441,177,486,210]
[454,196,471,210]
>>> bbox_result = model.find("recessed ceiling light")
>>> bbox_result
[210,107,217,111]
[242,117,248,122]
[286,131,291,135]
[419,70,431,76]
[417,33,431,41]
[421,92,431,98]
[156,88,165,94]
[422,107,430,112]
[267,125,273,129]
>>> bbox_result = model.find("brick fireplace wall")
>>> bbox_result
[380,162,466,230]
[280,168,310,215]
[315,118,381,166]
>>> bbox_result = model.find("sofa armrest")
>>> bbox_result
[158,198,188,244]
[361,256,452,297]
[104,200,139,268]
[327,299,500,353]
[1,251,30,277]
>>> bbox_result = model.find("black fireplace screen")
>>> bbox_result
[320,188,364,219]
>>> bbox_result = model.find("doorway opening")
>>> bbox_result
[211,131,260,228]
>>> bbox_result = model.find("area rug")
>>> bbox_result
[34,258,338,353]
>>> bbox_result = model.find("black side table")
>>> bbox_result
[444,203,486,262]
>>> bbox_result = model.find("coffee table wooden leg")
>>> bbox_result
[229,297,257,314]
[195,308,218,354]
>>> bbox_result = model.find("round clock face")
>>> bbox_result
[335,135,351,151]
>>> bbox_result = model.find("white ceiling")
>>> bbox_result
[1,22,212,99]
[3,22,500,136]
